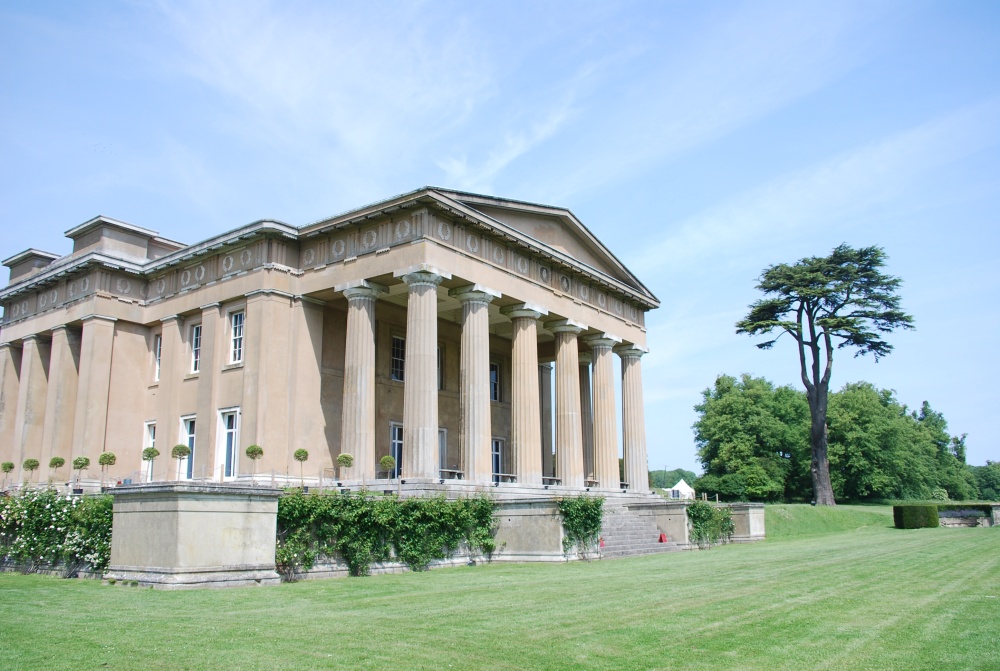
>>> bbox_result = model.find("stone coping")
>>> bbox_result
[110,482,284,497]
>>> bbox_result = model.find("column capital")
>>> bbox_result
[199,302,222,312]
[546,318,585,335]
[160,314,181,325]
[394,263,451,285]
[50,324,70,334]
[578,352,593,365]
[615,345,647,359]
[583,333,621,349]
[449,284,500,305]
[336,279,387,300]
[20,334,42,344]
[81,314,117,325]
[502,302,547,321]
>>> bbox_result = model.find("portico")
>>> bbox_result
[0,188,658,496]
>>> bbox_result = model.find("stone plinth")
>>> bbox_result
[728,502,766,542]
[106,483,282,589]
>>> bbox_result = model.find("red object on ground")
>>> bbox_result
[658,533,668,543]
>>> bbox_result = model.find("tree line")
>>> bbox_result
[693,374,999,502]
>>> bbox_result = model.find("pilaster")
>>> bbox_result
[154,315,183,476]
[72,315,116,466]
[13,335,49,481]
[194,304,222,480]
[41,326,79,473]
[538,362,553,479]
[0,343,22,468]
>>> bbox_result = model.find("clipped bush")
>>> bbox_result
[893,505,940,529]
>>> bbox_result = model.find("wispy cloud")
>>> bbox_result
[630,97,1000,276]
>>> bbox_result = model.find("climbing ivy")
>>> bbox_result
[275,492,498,579]
[557,495,604,555]
[687,501,734,549]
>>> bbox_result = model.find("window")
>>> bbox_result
[179,416,196,479]
[153,335,162,381]
[143,422,156,482]
[388,423,403,478]
[219,409,240,479]
[489,362,501,402]
[230,311,245,364]
[492,439,504,484]
[390,336,405,381]
[671,489,681,500]
[190,324,202,373]
[438,428,447,472]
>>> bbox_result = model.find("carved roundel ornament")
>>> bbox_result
[362,230,377,250]
[517,257,529,274]
[180,269,192,286]
[580,284,589,300]
[156,279,166,295]
[437,221,452,241]
[194,266,206,282]
[332,239,346,258]
[39,292,48,309]
[559,276,571,292]
[598,292,606,308]
[493,246,505,264]
[303,248,315,265]
[116,278,132,295]
[395,220,411,240]
[467,235,480,253]
[240,249,253,267]
[539,266,550,283]
[222,255,235,273]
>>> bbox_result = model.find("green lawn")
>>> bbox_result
[1,506,997,671]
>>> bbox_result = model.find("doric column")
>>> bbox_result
[549,319,585,489]
[71,315,115,468]
[337,280,386,482]
[41,326,80,473]
[400,270,444,480]
[12,335,49,482]
[501,303,547,485]
[585,335,621,489]
[450,284,500,484]
[0,343,22,469]
[618,346,649,493]
[539,362,553,478]
[578,352,594,483]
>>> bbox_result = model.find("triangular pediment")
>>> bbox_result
[430,189,656,304]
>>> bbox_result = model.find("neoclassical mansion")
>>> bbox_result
[0,188,658,494]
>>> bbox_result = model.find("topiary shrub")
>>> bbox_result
[893,504,940,529]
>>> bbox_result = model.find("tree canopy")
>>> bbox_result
[694,374,986,502]
[736,244,914,505]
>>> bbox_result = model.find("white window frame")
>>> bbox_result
[438,427,447,472]
[390,336,405,381]
[229,311,245,364]
[489,361,501,402]
[143,421,156,483]
[217,408,241,480]
[153,334,162,381]
[190,323,202,373]
[388,422,403,478]
[492,438,504,484]
[179,415,196,480]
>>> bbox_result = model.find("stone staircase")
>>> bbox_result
[599,501,684,559]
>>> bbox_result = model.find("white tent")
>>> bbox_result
[667,478,696,500]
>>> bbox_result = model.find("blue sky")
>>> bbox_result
[2,1,998,472]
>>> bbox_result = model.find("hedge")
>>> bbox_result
[893,504,940,529]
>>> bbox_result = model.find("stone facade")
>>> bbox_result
[0,188,658,496]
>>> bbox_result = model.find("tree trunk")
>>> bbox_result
[806,386,836,505]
